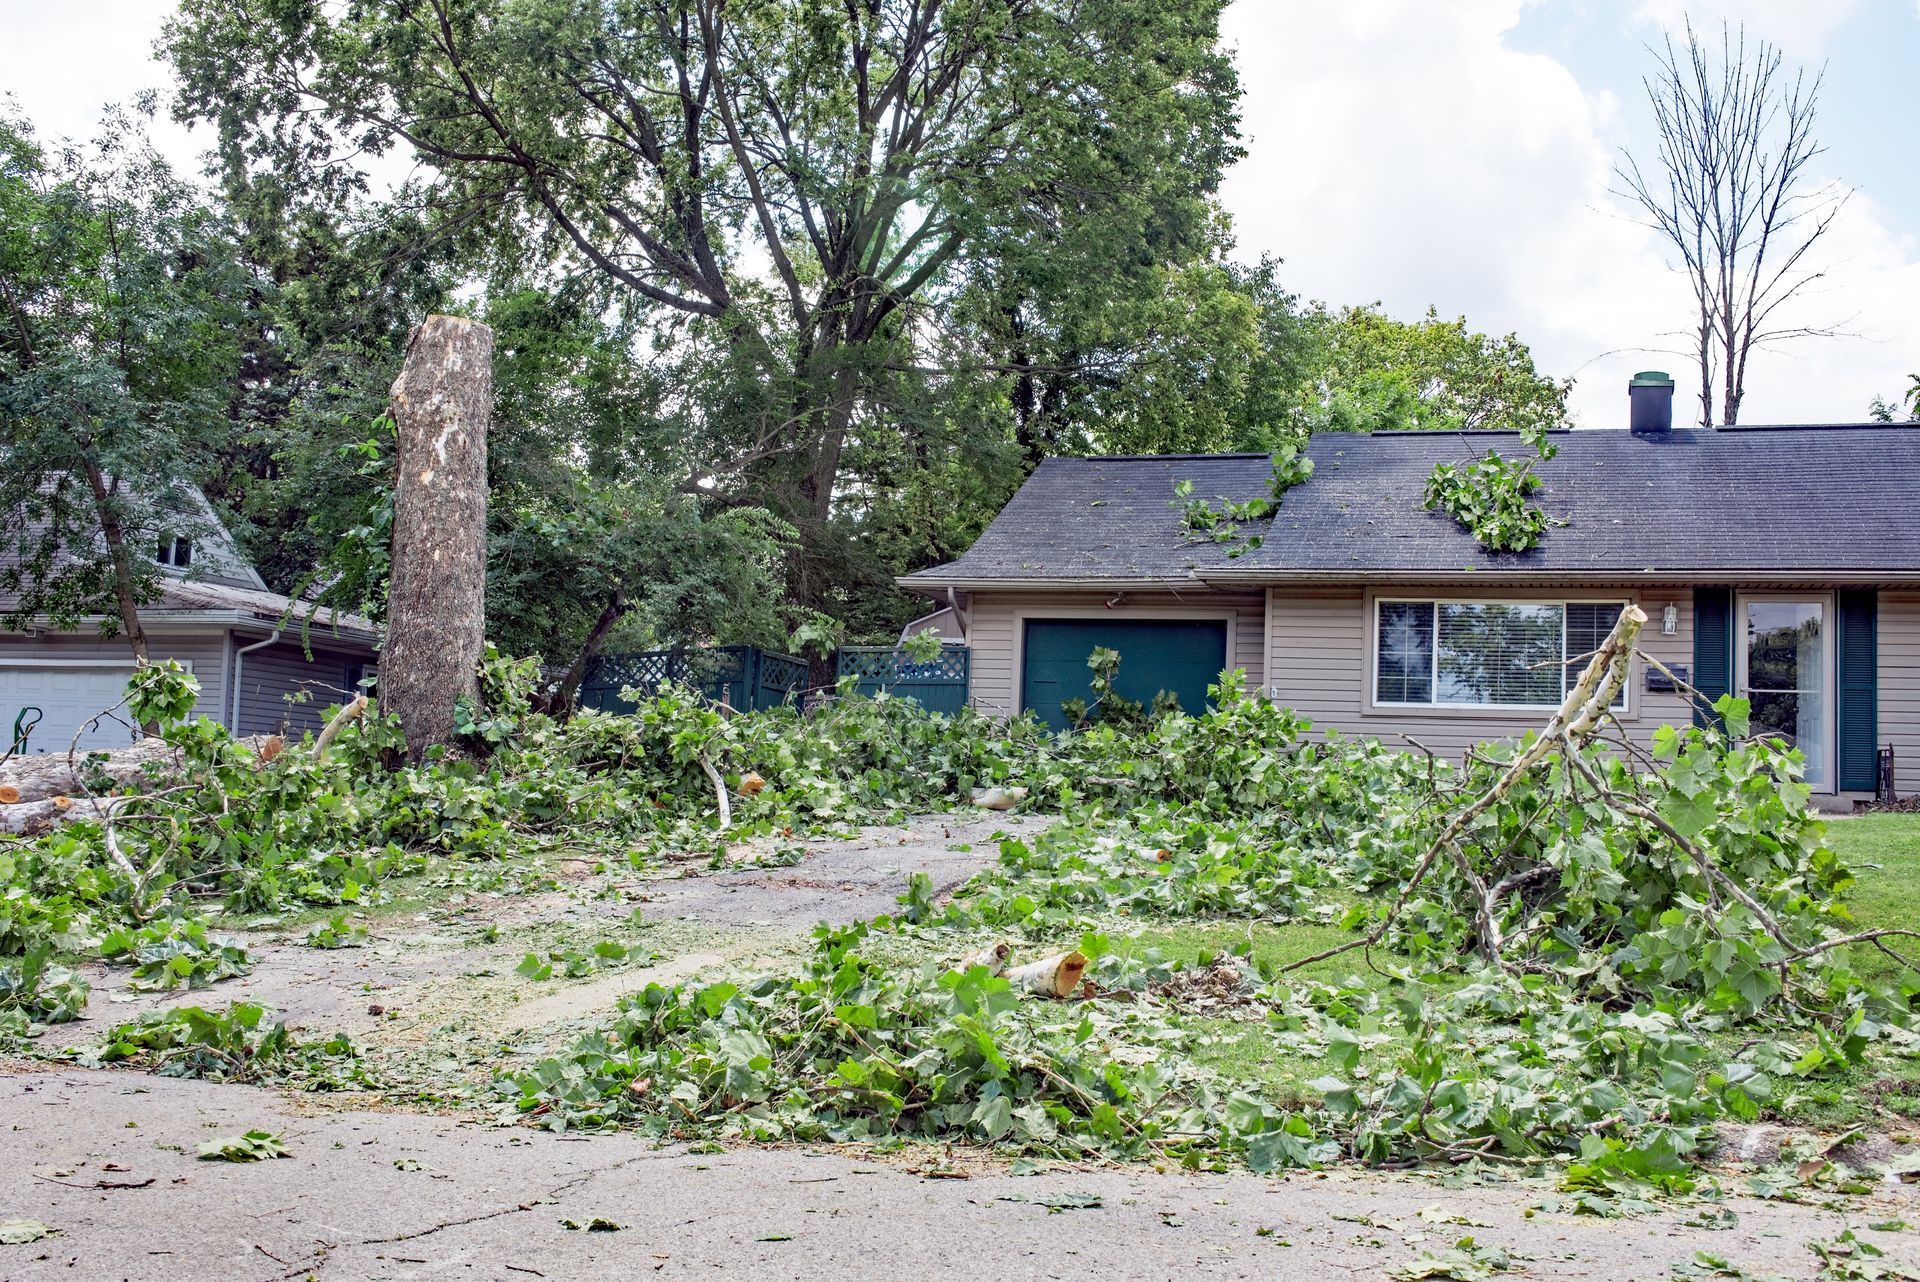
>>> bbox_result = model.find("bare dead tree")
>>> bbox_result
[1616,20,1848,427]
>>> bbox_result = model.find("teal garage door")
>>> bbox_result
[1020,619,1227,731]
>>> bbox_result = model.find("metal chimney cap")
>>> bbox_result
[1629,370,1675,388]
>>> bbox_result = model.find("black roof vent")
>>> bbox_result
[1629,370,1675,436]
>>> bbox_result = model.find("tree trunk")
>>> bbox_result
[384,315,492,763]
[545,590,626,717]
[78,459,151,665]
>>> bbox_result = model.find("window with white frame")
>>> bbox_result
[1374,599,1630,710]
[156,536,193,569]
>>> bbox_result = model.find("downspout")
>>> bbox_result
[231,629,281,736]
[946,587,971,644]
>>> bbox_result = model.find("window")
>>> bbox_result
[1373,599,1630,710]
[156,536,193,569]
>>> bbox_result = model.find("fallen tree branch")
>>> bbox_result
[313,694,370,763]
[696,753,731,831]
[1279,605,1647,974]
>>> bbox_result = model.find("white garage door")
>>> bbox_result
[1,664,140,756]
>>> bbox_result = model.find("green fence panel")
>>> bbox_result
[579,645,806,714]
[837,646,970,714]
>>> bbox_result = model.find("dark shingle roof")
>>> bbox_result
[907,453,1278,583]
[903,425,1920,587]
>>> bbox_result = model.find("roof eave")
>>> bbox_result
[5,608,380,647]
[897,572,1203,595]
[1195,567,1920,586]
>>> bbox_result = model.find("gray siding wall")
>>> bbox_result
[966,591,1267,717]
[1262,584,1695,760]
[1882,591,1920,796]
[0,629,230,725]
[234,639,369,737]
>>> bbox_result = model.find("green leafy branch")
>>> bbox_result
[1422,424,1564,553]
[1173,438,1315,558]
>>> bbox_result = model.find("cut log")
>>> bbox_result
[971,785,1028,811]
[0,738,179,804]
[957,941,1012,975]
[0,796,77,837]
[384,314,492,763]
[0,734,281,833]
[1005,951,1087,998]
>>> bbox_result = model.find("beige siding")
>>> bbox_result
[965,591,1266,717]
[0,629,229,726]
[1883,592,1920,797]
[1263,584,1694,761]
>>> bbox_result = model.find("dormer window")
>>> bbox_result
[157,536,193,569]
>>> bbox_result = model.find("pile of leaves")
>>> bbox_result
[82,1001,371,1089]
[502,673,1920,1177]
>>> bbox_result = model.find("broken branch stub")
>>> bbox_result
[958,941,1012,975]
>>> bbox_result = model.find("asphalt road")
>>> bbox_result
[3,1069,1915,1282]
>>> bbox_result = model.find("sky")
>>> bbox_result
[1219,0,1920,427]
[3,0,1917,429]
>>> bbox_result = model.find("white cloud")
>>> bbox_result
[1631,0,1868,56]
[0,0,201,161]
[1220,0,1920,426]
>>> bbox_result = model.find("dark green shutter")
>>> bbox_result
[1691,587,1734,728]
[1836,589,1879,792]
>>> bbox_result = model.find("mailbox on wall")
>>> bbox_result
[1645,664,1689,693]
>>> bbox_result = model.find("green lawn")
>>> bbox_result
[1115,814,1920,1128]
[1829,812,1920,935]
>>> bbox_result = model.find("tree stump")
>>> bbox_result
[384,315,492,763]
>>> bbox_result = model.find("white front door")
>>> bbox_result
[0,664,140,755]
[1737,596,1832,790]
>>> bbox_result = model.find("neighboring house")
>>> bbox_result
[0,495,378,755]
[900,376,1920,804]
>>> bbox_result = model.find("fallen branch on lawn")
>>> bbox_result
[1280,604,1647,974]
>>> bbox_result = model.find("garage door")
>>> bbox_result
[1020,619,1228,731]
[0,665,140,756]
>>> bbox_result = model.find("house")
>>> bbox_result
[0,495,379,755]
[900,375,1920,804]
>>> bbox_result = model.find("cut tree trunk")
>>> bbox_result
[0,796,75,836]
[1005,951,1088,998]
[384,315,493,763]
[0,737,179,804]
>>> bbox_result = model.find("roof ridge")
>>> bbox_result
[1709,421,1920,432]
[1075,451,1271,462]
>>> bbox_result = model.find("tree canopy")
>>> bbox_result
[0,107,246,655]
[166,0,1246,622]
[0,5,1581,668]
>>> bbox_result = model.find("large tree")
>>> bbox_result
[0,107,246,658]
[166,0,1243,614]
